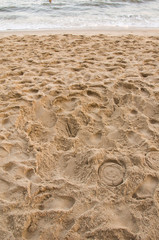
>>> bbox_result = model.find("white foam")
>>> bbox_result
[0,0,159,30]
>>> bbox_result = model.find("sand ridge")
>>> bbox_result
[0,33,159,239]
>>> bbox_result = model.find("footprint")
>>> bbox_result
[42,196,75,211]
[33,102,57,128]
[89,131,102,145]
[3,162,16,171]
[87,90,101,99]
[146,151,159,170]
[60,151,96,184]
[27,123,49,142]
[55,136,73,151]
[126,131,144,146]
[70,84,87,90]
[56,116,80,138]
[98,161,125,186]
[64,98,80,112]
[130,109,138,115]
[140,87,150,97]
[1,116,12,128]
[0,146,8,157]
[149,118,159,125]
[53,96,79,112]
[133,175,158,199]
[3,161,40,183]
[26,168,41,183]
[113,206,139,234]
[77,110,90,125]
[140,71,153,78]
[65,117,80,138]
[121,82,138,91]
[0,178,10,193]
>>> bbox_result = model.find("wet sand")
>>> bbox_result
[1,27,159,37]
[0,30,159,239]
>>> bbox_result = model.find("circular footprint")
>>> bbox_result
[146,151,159,170]
[99,161,125,186]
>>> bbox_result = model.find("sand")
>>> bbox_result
[0,30,159,240]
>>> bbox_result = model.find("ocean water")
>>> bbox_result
[0,0,159,31]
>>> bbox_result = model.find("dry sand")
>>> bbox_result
[0,30,159,240]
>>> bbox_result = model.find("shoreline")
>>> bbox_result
[1,27,159,37]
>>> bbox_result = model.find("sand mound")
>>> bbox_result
[0,33,159,239]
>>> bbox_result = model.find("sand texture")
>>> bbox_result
[0,33,159,240]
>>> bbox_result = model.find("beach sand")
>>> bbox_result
[0,30,159,240]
